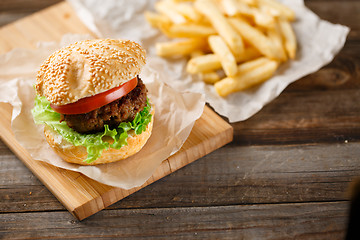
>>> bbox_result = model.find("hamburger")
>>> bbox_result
[31,39,154,165]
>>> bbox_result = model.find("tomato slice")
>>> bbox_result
[50,77,138,115]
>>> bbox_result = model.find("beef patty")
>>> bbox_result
[61,76,147,134]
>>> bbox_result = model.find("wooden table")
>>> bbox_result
[1,0,359,239]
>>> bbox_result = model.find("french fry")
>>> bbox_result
[186,47,261,74]
[168,23,217,38]
[221,0,256,17]
[237,57,273,72]
[172,0,196,2]
[252,7,275,28]
[194,0,244,57]
[221,1,274,28]
[240,0,256,5]
[156,38,207,57]
[214,59,279,97]
[267,22,287,61]
[186,54,222,73]
[155,1,187,24]
[236,47,262,62]
[229,17,277,59]
[237,2,255,16]
[201,72,221,84]
[146,0,297,97]
[190,50,205,58]
[144,11,171,28]
[173,2,202,22]
[208,35,238,77]
[260,4,281,18]
[156,23,175,38]
[258,0,295,21]
[278,18,296,59]
[221,0,241,16]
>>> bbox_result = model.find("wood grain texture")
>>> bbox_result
[0,202,348,239]
[1,0,359,239]
[0,0,62,26]
[2,141,359,213]
[0,2,90,53]
[233,88,360,145]
[306,1,360,40]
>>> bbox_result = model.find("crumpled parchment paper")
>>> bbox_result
[0,34,205,189]
[67,0,350,122]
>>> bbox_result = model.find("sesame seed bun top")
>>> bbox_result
[35,39,146,105]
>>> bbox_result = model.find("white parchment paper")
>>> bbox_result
[0,34,205,189]
[67,0,349,122]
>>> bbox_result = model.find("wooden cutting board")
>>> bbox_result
[0,2,233,220]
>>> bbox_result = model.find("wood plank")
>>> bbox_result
[0,2,90,54]
[287,44,360,92]
[0,202,348,239]
[67,142,360,209]
[232,89,360,145]
[305,1,360,40]
[0,0,61,27]
[0,0,61,13]
[2,141,359,212]
[0,13,28,27]
[0,2,233,220]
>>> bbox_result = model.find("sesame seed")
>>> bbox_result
[36,38,145,104]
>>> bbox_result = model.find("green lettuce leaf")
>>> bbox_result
[31,95,153,163]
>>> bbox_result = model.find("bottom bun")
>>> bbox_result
[44,107,154,165]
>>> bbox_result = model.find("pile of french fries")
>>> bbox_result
[145,0,297,97]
